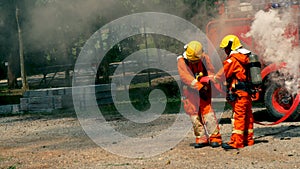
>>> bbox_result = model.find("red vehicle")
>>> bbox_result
[206,0,300,121]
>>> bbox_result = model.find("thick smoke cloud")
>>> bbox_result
[23,0,213,51]
[246,9,299,94]
[25,0,125,50]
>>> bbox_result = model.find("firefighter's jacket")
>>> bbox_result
[215,49,254,148]
[177,53,215,115]
[215,49,250,95]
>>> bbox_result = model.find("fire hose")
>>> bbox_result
[254,93,300,126]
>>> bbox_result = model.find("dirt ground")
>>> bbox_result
[1,108,300,169]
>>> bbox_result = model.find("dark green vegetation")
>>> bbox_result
[99,79,182,120]
[0,0,219,109]
[0,0,218,89]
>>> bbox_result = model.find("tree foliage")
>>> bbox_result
[0,0,219,87]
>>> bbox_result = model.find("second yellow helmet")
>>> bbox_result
[219,35,242,51]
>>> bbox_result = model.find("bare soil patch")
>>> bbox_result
[1,108,300,169]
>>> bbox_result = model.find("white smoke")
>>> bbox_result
[25,0,123,50]
[246,9,299,95]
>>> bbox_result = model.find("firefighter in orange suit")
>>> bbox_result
[214,35,254,149]
[177,41,222,148]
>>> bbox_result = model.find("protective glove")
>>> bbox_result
[208,75,217,84]
[191,81,204,91]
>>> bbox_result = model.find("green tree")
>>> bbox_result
[0,0,220,89]
[0,1,20,89]
[183,0,218,29]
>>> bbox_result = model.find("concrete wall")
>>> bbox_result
[0,84,116,115]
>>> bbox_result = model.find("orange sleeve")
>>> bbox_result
[214,67,225,83]
[223,57,237,80]
[177,57,203,90]
[224,55,248,82]
[214,57,237,83]
[215,53,249,85]
[177,57,195,85]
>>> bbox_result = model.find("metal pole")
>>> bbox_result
[16,7,28,91]
[144,23,151,87]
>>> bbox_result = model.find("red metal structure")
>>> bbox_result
[206,0,300,121]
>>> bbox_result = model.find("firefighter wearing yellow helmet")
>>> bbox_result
[219,34,242,51]
[214,35,254,150]
[177,40,222,148]
[184,41,204,62]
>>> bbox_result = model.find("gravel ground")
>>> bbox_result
[1,108,300,169]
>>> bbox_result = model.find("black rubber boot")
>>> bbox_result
[210,142,221,148]
[221,143,237,150]
[194,143,209,149]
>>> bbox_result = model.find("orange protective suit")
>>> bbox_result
[215,50,254,148]
[177,53,222,145]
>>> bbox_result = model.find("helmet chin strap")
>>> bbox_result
[225,41,233,56]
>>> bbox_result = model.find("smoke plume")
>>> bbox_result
[246,9,299,94]
[24,0,127,51]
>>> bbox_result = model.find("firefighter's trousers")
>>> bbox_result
[182,89,222,144]
[228,90,254,148]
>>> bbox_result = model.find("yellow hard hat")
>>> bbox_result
[219,35,242,51]
[184,41,203,61]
